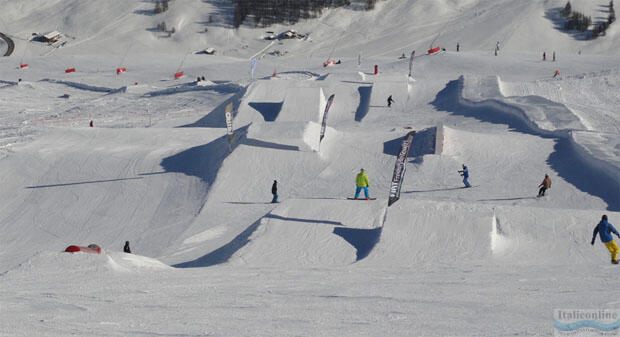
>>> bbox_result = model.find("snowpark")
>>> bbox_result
[0,0,619,336]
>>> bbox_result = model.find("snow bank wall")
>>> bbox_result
[569,131,620,208]
[235,80,288,125]
[435,124,444,154]
[225,199,386,267]
[279,87,322,122]
[455,75,619,209]
[302,121,339,154]
[364,200,618,267]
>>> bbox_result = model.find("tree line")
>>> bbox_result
[561,1,615,38]
[233,0,382,28]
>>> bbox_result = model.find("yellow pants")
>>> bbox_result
[604,241,619,261]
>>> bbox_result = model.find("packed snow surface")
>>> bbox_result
[0,0,619,336]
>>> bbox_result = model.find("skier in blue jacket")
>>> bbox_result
[591,215,620,264]
[458,164,471,187]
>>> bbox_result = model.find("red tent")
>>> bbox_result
[428,47,440,54]
[65,244,101,254]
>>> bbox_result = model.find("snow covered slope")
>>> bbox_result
[1,0,620,336]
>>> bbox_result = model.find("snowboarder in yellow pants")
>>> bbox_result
[605,241,619,262]
[592,215,620,264]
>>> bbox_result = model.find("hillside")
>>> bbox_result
[0,0,619,336]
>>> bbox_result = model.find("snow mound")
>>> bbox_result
[3,250,170,278]
[278,87,323,122]
[227,198,385,267]
[364,200,617,266]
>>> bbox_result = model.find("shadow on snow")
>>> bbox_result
[355,86,371,122]
[333,227,382,261]
[383,127,435,158]
[248,102,283,121]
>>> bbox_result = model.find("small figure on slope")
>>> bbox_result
[538,174,551,197]
[458,164,471,188]
[271,180,278,203]
[124,241,131,253]
[354,168,370,200]
[543,52,546,61]
[591,215,620,264]
[387,95,395,108]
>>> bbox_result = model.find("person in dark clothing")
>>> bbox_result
[543,52,546,61]
[387,95,394,107]
[458,164,471,187]
[591,215,619,264]
[271,180,278,203]
[123,241,131,253]
[456,42,460,52]
[538,174,551,197]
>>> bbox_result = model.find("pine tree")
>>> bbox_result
[231,0,371,27]
[561,1,572,17]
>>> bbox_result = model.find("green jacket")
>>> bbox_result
[356,172,369,187]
